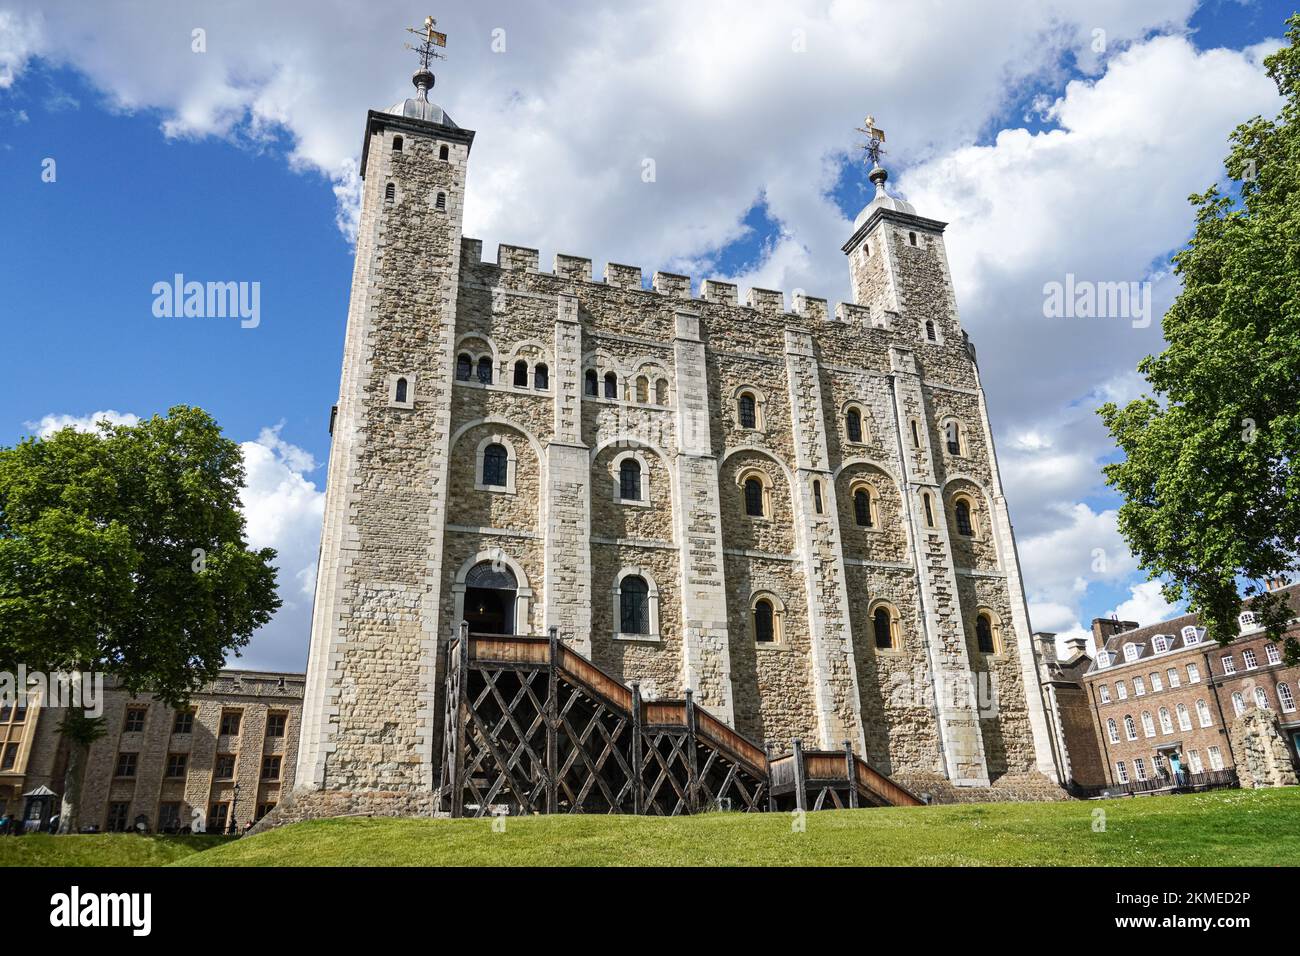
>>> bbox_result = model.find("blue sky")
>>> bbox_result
[1,0,1294,669]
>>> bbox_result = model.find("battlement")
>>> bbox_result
[464,237,894,328]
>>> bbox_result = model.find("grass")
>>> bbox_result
[2,788,1296,867]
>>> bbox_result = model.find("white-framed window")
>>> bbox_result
[1141,711,1155,738]
[1107,718,1120,743]
[1187,749,1203,774]
[1116,761,1129,784]
[1243,648,1257,670]
[387,372,416,409]
[1266,643,1282,665]
[1134,677,1146,696]
[1181,625,1200,645]
[1279,682,1296,713]
[610,450,651,506]
[1177,702,1192,731]
[1255,686,1269,710]
[751,591,786,646]
[1159,707,1173,735]
[1097,651,1111,669]
[1153,753,1167,777]
[1197,698,1213,727]
[1187,663,1200,684]
[613,568,660,642]
[1231,691,1246,716]
[1124,715,1137,740]
[1116,680,1128,700]
[1239,611,1258,630]
[1221,655,1236,675]
[1124,643,1140,663]
[738,467,773,520]
[1208,746,1224,771]
[1099,684,1112,704]
[734,386,766,431]
[1166,667,1180,688]
[475,435,517,494]
[1150,672,1163,693]
[1134,758,1147,781]
[1152,635,1169,653]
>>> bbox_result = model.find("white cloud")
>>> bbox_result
[1110,579,1181,627]
[24,409,140,437]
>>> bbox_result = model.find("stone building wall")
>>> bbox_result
[296,87,1059,801]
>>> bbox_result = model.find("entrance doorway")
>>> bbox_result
[463,562,518,634]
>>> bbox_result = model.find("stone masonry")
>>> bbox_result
[295,67,1061,804]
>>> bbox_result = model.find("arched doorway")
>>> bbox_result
[463,561,518,634]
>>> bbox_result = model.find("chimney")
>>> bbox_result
[1091,616,1138,655]
[1064,635,1091,659]
[1034,632,1058,663]
[1266,575,1290,592]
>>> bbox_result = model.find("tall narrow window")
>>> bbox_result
[477,357,493,384]
[385,182,395,202]
[976,613,996,653]
[395,377,408,404]
[456,353,472,381]
[738,392,757,429]
[513,360,528,387]
[945,421,960,455]
[926,320,936,341]
[620,576,649,635]
[584,369,598,396]
[534,363,549,390]
[813,480,823,514]
[482,443,508,487]
[955,498,973,536]
[744,477,765,517]
[393,136,403,152]
[846,408,863,443]
[439,144,449,160]
[923,492,934,527]
[754,599,775,643]
[910,420,920,447]
[636,376,649,403]
[655,379,668,405]
[873,606,895,650]
[854,488,872,527]
[619,459,642,501]
[604,371,617,399]
[908,231,917,246]
[436,192,447,210]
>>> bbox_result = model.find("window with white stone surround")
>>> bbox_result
[387,373,415,409]
[610,449,650,506]
[751,591,785,645]
[475,434,517,494]
[1266,643,1282,665]
[613,568,659,642]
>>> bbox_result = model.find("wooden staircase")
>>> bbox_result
[438,626,923,817]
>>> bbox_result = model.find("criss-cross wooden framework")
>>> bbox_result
[439,625,922,817]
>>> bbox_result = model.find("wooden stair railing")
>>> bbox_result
[439,625,922,817]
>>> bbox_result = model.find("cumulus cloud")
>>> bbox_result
[24,409,140,437]
[1110,579,1181,627]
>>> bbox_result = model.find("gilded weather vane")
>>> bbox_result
[405,15,448,70]
[855,115,887,167]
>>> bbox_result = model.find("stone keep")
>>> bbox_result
[297,71,1059,797]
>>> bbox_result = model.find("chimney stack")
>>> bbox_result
[1091,616,1138,655]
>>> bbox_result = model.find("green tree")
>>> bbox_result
[1100,15,1300,662]
[0,406,280,831]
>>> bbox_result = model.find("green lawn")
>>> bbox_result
[2,788,1296,867]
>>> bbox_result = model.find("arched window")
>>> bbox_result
[1255,686,1269,709]
[976,613,997,653]
[872,605,897,650]
[738,392,757,429]
[813,479,823,514]
[1231,691,1245,716]
[394,377,408,404]
[945,420,960,455]
[955,498,974,536]
[604,371,617,399]
[393,136,403,152]
[513,360,528,387]
[1197,698,1212,727]
[753,598,776,643]
[1279,683,1295,712]
[477,356,493,384]
[534,363,548,390]
[1107,718,1119,744]
[619,576,649,635]
[744,477,765,517]
[619,459,642,501]
[846,408,863,443]
[655,379,668,405]
[439,144,449,160]
[1159,707,1173,734]
[1124,715,1137,740]
[584,369,598,396]
[482,443,508,487]
[436,192,447,211]
[385,182,395,202]
[1177,702,1192,730]
[926,319,936,341]
[854,488,872,527]
[1141,712,1155,737]
[923,492,934,527]
[455,353,472,381]
[634,375,648,404]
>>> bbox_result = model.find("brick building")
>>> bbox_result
[24,670,304,833]
[295,51,1060,809]
[1069,584,1300,791]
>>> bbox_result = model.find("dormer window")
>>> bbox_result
[1123,643,1140,663]
[1181,625,1200,645]
[1239,611,1258,629]
[1096,651,1110,669]
[1152,635,1169,654]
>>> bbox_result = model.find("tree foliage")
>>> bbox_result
[0,406,280,703]
[1100,16,1300,661]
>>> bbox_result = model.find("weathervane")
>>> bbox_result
[855,115,887,167]
[405,15,448,71]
